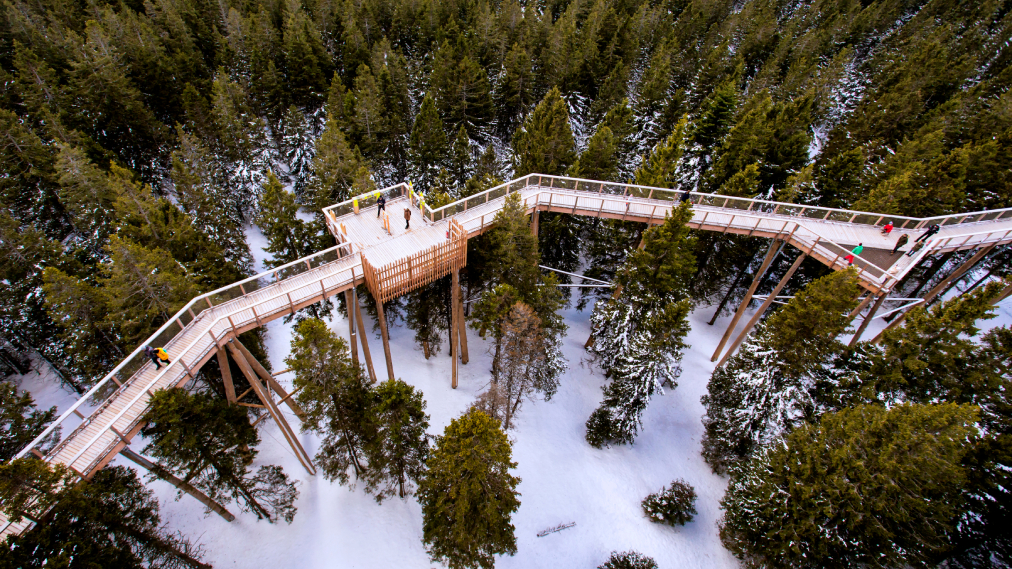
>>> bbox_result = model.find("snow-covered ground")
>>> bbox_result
[13,232,1012,568]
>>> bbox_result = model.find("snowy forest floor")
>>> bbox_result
[12,228,1012,568]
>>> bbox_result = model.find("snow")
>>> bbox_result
[14,256,1012,568]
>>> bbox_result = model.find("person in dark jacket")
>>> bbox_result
[404,207,411,229]
[891,233,909,254]
[914,224,941,243]
[145,346,169,369]
[377,195,386,218]
[680,190,691,203]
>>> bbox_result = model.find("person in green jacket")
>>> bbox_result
[844,243,863,265]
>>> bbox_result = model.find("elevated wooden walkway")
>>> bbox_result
[6,174,1011,536]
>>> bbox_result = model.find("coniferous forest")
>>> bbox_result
[2,0,1012,567]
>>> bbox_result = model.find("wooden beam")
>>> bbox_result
[120,446,235,522]
[451,270,459,389]
[717,248,808,367]
[230,338,306,420]
[375,296,396,381]
[353,286,377,382]
[217,348,237,404]
[531,209,540,236]
[849,293,887,347]
[227,342,316,475]
[711,239,781,362]
[454,270,469,364]
[345,290,359,366]
[873,244,997,343]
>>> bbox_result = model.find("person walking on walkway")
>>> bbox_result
[844,243,864,265]
[907,239,926,257]
[891,233,909,254]
[146,346,170,369]
[404,207,411,230]
[915,224,940,243]
[680,189,691,203]
[377,195,386,218]
[880,220,893,235]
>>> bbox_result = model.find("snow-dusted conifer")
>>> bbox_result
[642,479,697,526]
[598,551,658,569]
[277,105,317,196]
[701,268,860,473]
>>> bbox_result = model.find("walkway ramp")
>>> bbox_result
[6,174,1012,537]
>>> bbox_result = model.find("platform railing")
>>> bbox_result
[14,244,355,462]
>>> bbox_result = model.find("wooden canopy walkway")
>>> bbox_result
[6,173,1012,537]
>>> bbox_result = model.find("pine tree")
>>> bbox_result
[449,126,472,190]
[598,551,658,569]
[494,42,536,139]
[512,87,577,176]
[419,409,520,569]
[408,94,449,192]
[430,41,494,142]
[689,80,737,151]
[0,384,59,460]
[209,73,271,217]
[287,318,375,485]
[142,389,300,523]
[305,115,372,213]
[0,460,208,568]
[405,278,448,359]
[277,105,318,196]
[701,269,861,473]
[363,379,429,501]
[256,172,322,271]
[633,117,688,190]
[281,0,331,110]
[568,126,618,181]
[493,302,563,429]
[720,403,978,568]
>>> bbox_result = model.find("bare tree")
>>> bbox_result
[492,302,551,429]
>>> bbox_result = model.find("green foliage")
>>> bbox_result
[633,117,688,189]
[721,403,979,569]
[364,379,430,501]
[598,551,658,569]
[409,94,449,192]
[142,389,299,523]
[512,87,576,176]
[0,461,207,568]
[568,126,618,181]
[642,479,697,526]
[288,318,374,485]
[419,409,520,569]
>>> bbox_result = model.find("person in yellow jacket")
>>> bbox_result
[145,346,171,369]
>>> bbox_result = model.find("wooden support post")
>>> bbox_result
[451,270,460,389]
[711,239,781,362]
[119,447,236,522]
[227,343,315,475]
[374,296,396,381]
[344,290,359,366]
[531,209,540,236]
[716,248,808,367]
[455,271,469,364]
[217,348,237,404]
[353,287,377,382]
[873,244,996,343]
[230,338,306,419]
[846,293,875,323]
[849,293,887,347]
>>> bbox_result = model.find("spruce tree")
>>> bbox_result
[408,94,449,192]
[568,125,618,181]
[209,73,271,217]
[287,318,375,485]
[701,269,861,473]
[305,115,372,213]
[512,86,577,176]
[256,172,328,292]
[277,105,317,195]
[351,64,389,160]
[494,42,536,139]
[0,460,208,568]
[632,117,688,190]
[0,384,59,460]
[363,379,429,501]
[449,126,472,190]
[419,409,520,569]
[430,42,494,142]
[405,278,448,359]
[142,390,300,523]
[720,403,978,568]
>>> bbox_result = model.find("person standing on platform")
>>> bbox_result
[844,243,863,265]
[404,207,411,230]
[892,233,909,254]
[377,195,386,218]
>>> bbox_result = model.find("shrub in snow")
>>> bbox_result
[641,479,697,526]
[598,551,658,569]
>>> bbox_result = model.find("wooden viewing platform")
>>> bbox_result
[5,173,1012,537]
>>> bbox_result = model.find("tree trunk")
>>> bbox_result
[422,340,430,360]
[910,252,954,298]
[208,454,272,521]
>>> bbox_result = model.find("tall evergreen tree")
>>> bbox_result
[0,460,208,568]
[305,115,373,214]
[0,384,59,460]
[512,87,577,176]
[419,409,520,569]
[363,379,430,501]
[493,42,537,139]
[568,126,618,181]
[142,389,300,523]
[287,318,375,485]
[586,203,696,447]
[702,269,861,473]
[721,403,978,569]
[408,94,449,192]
